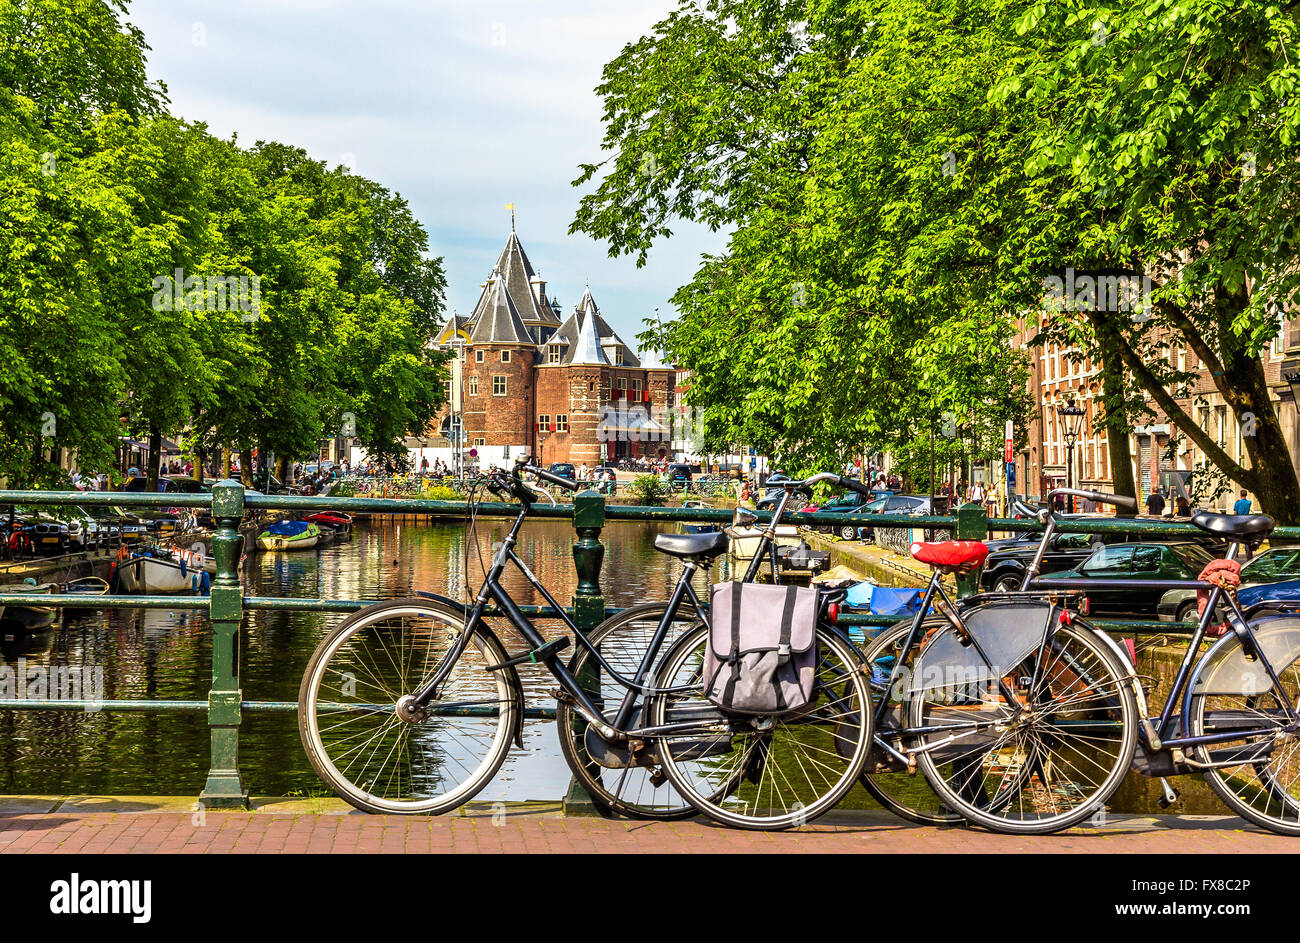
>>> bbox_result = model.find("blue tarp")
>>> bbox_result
[264,520,312,538]
[844,582,926,616]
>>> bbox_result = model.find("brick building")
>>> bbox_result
[422,228,675,470]
[1011,310,1298,511]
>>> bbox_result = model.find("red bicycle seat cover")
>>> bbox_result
[909,540,989,571]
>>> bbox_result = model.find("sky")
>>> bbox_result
[127,0,725,346]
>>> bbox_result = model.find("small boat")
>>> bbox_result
[0,580,58,632]
[256,520,321,552]
[63,576,110,597]
[113,547,210,595]
[727,505,804,563]
[305,511,353,537]
[677,501,719,535]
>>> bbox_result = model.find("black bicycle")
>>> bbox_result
[297,458,873,830]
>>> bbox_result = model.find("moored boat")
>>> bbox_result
[0,580,58,632]
[304,511,353,538]
[256,520,321,552]
[113,547,210,595]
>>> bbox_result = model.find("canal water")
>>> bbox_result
[0,518,739,801]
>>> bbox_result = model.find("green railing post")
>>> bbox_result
[955,503,989,598]
[564,488,606,815]
[201,479,249,808]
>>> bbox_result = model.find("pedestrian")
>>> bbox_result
[1145,489,1166,517]
[1233,490,1252,515]
[1175,495,1190,516]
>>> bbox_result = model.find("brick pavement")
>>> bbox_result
[0,797,1292,853]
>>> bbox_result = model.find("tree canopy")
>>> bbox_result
[575,0,1300,519]
[0,0,447,487]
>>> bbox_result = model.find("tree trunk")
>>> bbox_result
[239,448,254,487]
[145,425,162,493]
[193,448,204,481]
[221,447,232,479]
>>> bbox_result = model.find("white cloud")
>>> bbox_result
[128,0,726,340]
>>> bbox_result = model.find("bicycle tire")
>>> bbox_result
[299,598,519,815]
[909,618,1137,835]
[650,624,873,830]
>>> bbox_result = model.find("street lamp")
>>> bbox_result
[1058,400,1087,512]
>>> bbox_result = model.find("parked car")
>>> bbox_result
[665,463,693,489]
[1037,542,1216,616]
[1157,546,1300,624]
[808,493,879,541]
[547,463,577,482]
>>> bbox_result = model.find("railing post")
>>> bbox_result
[955,503,988,598]
[565,488,606,815]
[201,479,249,808]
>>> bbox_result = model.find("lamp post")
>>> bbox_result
[1058,400,1087,512]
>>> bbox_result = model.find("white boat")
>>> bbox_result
[114,549,210,595]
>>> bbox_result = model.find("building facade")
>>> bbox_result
[420,228,675,471]
[1011,312,1298,511]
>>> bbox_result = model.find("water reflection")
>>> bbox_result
[0,518,721,800]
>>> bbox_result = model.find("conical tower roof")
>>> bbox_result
[492,231,560,326]
[468,271,532,345]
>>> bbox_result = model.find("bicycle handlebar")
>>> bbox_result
[523,464,579,492]
[1047,487,1138,512]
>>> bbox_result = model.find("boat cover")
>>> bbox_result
[844,582,926,615]
[264,520,313,537]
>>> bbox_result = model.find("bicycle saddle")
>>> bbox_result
[1190,510,1274,540]
[909,540,989,573]
[654,530,729,560]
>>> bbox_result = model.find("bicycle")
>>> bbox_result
[297,458,874,830]
[1001,491,1300,835]
[865,488,1140,834]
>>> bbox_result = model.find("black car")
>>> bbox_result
[810,493,878,541]
[547,463,577,482]
[666,463,693,489]
[979,514,1228,593]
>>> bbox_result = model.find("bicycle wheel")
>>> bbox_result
[298,598,519,814]
[1190,630,1300,834]
[556,602,703,820]
[859,620,965,825]
[909,620,1137,834]
[650,623,872,830]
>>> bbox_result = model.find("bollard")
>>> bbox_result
[955,503,989,599]
[201,479,249,808]
[564,489,606,814]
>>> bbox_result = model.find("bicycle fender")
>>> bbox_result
[412,591,527,749]
[1185,613,1300,706]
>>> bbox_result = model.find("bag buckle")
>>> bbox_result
[777,642,791,664]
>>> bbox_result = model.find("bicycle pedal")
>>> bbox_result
[491,637,570,670]
[1157,778,1181,808]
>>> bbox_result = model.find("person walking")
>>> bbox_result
[1145,489,1166,517]
[1233,490,1253,515]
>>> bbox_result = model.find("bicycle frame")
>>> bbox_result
[1018,502,1300,758]
[407,493,720,744]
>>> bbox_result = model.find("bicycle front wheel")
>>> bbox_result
[1190,631,1300,834]
[650,624,872,830]
[556,602,703,820]
[909,620,1137,834]
[298,599,519,815]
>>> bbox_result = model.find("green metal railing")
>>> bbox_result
[2,480,1294,806]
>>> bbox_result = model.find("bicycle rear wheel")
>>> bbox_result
[909,620,1136,834]
[650,624,872,830]
[556,602,703,819]
[1190,632,1300,834]
[298,599,519,814]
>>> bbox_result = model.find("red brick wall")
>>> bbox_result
[462,345,535,449]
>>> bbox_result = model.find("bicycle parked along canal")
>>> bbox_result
[297,458,874,830]
[881,486,1300,836]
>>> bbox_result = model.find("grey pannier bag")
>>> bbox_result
[703,582,819,715]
